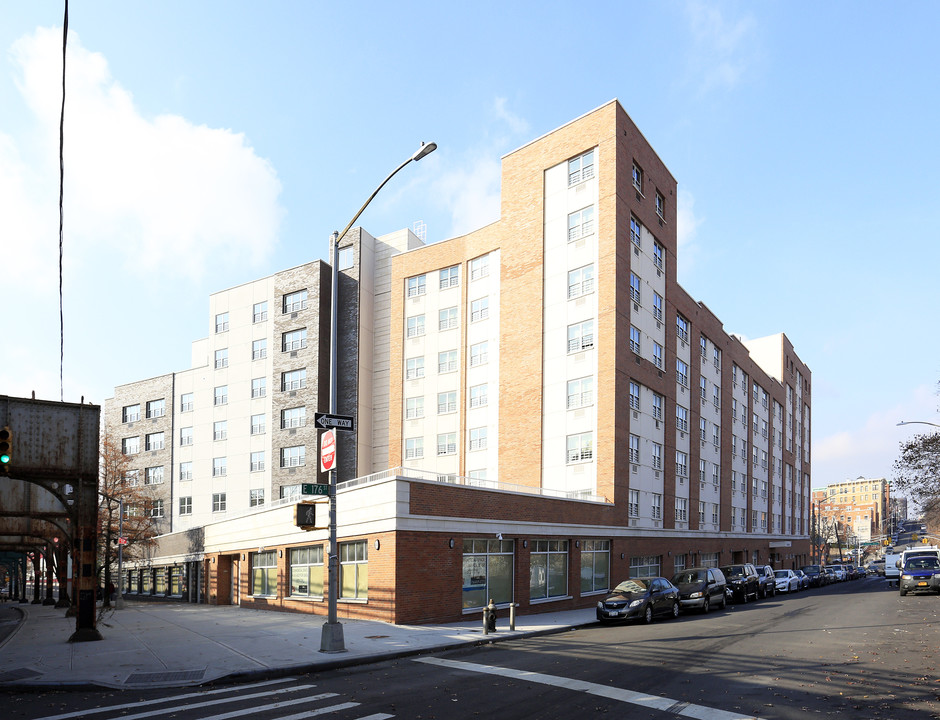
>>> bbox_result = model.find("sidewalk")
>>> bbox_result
[0,602,597,690]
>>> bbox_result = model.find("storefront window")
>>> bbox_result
[339,541,368,599]
[141,570,152,594]
[155,567,167,595]
[290,546,324,597]
[252,550,278,596]
[462,539,514,609]
[580,539,610,593]
[169,566,183,596]
[530,540,569,601]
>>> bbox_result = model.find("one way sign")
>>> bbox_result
[314,412,355,432]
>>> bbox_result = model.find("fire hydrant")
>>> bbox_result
[482,598,497,634]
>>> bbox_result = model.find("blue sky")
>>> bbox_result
[2,1,938,500]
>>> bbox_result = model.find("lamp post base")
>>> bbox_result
[319,620,347,653]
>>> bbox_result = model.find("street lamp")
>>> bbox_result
[320,141,437,654]
[897,421,940,428]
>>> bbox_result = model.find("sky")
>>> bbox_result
[1,1,939,503]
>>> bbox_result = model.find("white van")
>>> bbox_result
[899,546,940,569]
[884,550,903,586]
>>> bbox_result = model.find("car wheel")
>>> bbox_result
[721,593,727,609]
[702,596,710,614]
[741,589,748,603]
[643,604,653,624]
[671,601,680,619]
[900,588,906,596]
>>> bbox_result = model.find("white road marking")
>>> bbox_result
[354,715,395,720]
[198,699,357,720]
[414,657,761,720]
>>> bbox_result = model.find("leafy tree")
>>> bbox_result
[893,431,940,506]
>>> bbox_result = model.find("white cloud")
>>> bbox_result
[676,188,703,271]
[3,27,283,291]
[683,1,758,94]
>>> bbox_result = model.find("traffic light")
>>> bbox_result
[0,426,11,469]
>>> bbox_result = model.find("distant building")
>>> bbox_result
[812,477,890,545]
[105,100,812,623]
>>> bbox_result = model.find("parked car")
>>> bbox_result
[799,565,826,587]
[671,567,727,614]
[826,565,846,582]
[596,577,680,624]
[794,569,810,590]
[899,556,940,596]
[720,564,760,603]
[755,565,777,598]
[774,569,800,593]
[822,566,837,584]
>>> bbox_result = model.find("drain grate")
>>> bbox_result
[365,635,390,639]
[125,669,206,684]
[0,668,43,682]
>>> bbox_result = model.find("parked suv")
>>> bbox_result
[755,564,776,598]
[720,563,760,603]
[671,567,728,613]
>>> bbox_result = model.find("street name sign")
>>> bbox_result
[314,412,355,432]
[301,483,329,496]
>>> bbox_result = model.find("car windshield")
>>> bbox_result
[673,571,705,584]
[906,557,940,569]
[612,580,649,594]
[801,566,819,573]
[774,570,789,578]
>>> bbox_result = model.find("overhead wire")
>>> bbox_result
[58,0,68,401]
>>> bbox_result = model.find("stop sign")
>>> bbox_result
[320,429,336,472]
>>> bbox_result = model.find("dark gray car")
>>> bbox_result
[721,563,760,603]
[672,567,727,613]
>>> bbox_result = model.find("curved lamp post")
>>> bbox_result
[897,421,940,428]
[321,141,437,654]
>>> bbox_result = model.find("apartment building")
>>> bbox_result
[105,100,812,624]
[812,477,889,544]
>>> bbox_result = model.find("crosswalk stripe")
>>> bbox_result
[414,657,761,720]
[353,715,395,720]
[196,698,356,720]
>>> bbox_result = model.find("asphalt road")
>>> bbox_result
[4,576,938,720]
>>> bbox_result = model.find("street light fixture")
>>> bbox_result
[898,421,940,428]
[320,141,437,654]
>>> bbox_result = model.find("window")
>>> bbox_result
[282,368,306,391]
[629,489,639,517]
[338,246,354,270]
[179,462,192,481]
[214,348,228,369]
[567,264,594,299]
[150,499,164,518]
[653,342,663,369]
[180,393,193,413]
[630,325,641,354]
[530,540,569,601]
[632,162,643,193]
[212,493,227,513]
[280,485,302,501]
[713,346,721,370]
[653,292,663,321]
[677,360,689,387]
[406,357,425,380]
[252,339,267,360]
[252,301,268,323]
[212,457,227,477]
[122,404,140,423]
[470,297,489,322]
[652,443,662,470]
[651,494,662,521]
[440,265,459,289]
[250,451,265,472]
[437,433,457,456]
[251,550,277,596]
[340,540,368,600]
[406,314,425,338]
[470,341,488,367]
[405,396,424,419]
[713,384,721,408]
[405,437,424,460]
[567,320,594,353]
[629,434,640,463]
[290,546,324,598]
[652,393,663,420]
[281,406,306,429]
[566,432,593,463]
[568,149,594,186]
[179,497,192,516]
[462,538,514,609]
[438,350,458,373]
[470,383,488,408]
[250,413,265,435]
[631,556,662,581]
[214,385,228,406]
[675,497,688,522]
[407,274,427,298]
[282,328,307,352]
[629,382,641,410]
[567,206,595,242]
[676,451,688,478]
[213,421,227,441]
[470,255,490,280]
[567,376,593,409]
[676,405,689,432]
[122,436,140,455]
[653,241,664,270]
[655,191,665,218]
[580,539,609,593]
[283,289,308,313]
[146,399,165,419]
[630,272,641,303]
[469,427,488,451]
[676,315,690,343]
[250,488,265,506]
[699,501,705,524]
[438,391,457,414]
[145,432,164,451]
[281,445,305,467]
[144,466,163,485]
[630,217,642,246]
[700,376,708,401]
[439,306,459,331]
[215,312,229,333]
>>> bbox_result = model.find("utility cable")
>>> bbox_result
[58,0,68,401]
